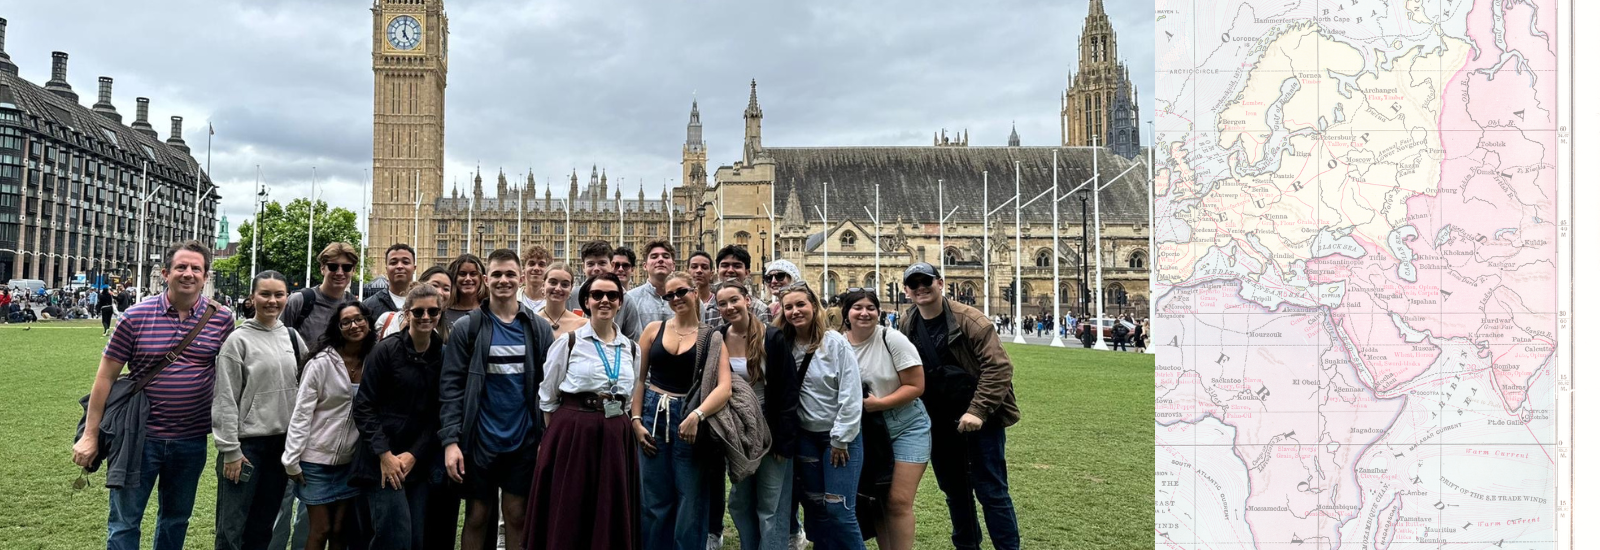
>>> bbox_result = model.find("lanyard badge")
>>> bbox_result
[592,340,626,418]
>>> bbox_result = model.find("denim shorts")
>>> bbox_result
[294,462,360,505]
[882,399,932,464]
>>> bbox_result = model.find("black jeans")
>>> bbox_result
[366,479,429,550]
[928,414,1020,550]
[214,435,290,550]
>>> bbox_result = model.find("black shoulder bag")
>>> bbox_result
[76,301,218,473]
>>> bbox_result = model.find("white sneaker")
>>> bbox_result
[707,533,724,549]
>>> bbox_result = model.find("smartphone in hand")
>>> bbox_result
[238,461,255,483]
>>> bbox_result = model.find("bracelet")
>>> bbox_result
[630,416,643,423]
[692,409,705,421]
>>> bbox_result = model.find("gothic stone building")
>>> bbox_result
[366,0,674,270]
[1061,0,1141,159]
[679,81,1152,319]
[0,18,219,289]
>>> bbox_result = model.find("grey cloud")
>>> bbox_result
[5,0,1152,240]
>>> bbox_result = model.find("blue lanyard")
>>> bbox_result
[592,339,623,386]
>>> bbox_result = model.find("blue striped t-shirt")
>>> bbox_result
[476,314,531,455]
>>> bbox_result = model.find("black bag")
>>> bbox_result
[75,301,217,473]
[855,383,895,541]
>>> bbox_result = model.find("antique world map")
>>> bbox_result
[1152,0,1569,548]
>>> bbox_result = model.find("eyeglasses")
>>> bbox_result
[324,263,355,273]
[588,290,623,302]
[337,317,367,329]
[409,307,441,318]
[904,277,935,291]
[663,287,692,301]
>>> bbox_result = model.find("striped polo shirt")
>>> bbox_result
[104,293,236,439]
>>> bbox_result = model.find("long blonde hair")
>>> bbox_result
[716,281,766,382]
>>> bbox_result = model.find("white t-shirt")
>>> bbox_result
[849,325,921,397]
[388,290,407,310]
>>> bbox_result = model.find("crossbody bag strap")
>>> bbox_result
[133,300,217,394]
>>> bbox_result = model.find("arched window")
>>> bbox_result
[824,271,841,298]
[1021,282,1032,303]
[861,272,879,292]
[944,247,963,266]
[1128,250,1147,269]
[1035,249,1052,267]
[735,231,751,247]
[840,230,857,250]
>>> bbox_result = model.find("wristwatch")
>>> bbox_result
[692,409,706,421]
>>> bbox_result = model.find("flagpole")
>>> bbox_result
[136,161,150,301]
[359,169,368,301]
[666,178,674,260]
[251,166,260,278]
[1011,162,1025,345]
[466,183,475,256]
[1146,120,1157,354]
[1093,135,1109,350]
[874,182,881,292]
[618,177,625,247]
[938,179,945,275]
[305,167,316,288]
[517,173,525,255]
[823,181,829,296]
[983,170,990,318]
[1050,150,1065,347]
[419,169,425,249]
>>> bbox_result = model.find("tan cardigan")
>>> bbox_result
[687,330,771,482]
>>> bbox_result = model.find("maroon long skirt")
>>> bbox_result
[524,400,640,550]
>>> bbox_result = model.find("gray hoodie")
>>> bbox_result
[212,318,305,463]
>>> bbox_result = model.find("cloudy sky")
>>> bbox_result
[5,0,1151,241]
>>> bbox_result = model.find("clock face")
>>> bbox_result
[386,15,422,51]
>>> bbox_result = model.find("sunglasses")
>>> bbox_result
[765,273,792,283]
[325,263,355,273]
[904,277,935,291]
[844,287,876,294]
[409,307,441,318]
[663,287,693,301]
[589,290,623,302]
[612,262,634,270]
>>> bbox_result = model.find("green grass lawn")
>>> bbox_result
[0,320,1152,549]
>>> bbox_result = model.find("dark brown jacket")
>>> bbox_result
[898,298,1020,427]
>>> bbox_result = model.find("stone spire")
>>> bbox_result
[45,52,78,102]
[0,18,16,76]
[131,97,157,138]
[780,181,805,231]
[1008,122,1020,146]
[569,169,579,199]
[472,167,483,200]
[496,169,508,198]
[166,116,190,153]
[686,98,704,154]
[600,168,608,198]
[742,79,764,165]
[92,77,122,122]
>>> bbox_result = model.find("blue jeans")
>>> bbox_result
[728,453,793,550]
[267,490,308,550]
[929,416,1020,550]
[795,431,864,550]
[107,436,208,550]
[214,435,290,550]
[639,389,707,549]
[366,480,429,550]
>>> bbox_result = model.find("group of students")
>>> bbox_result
[71,235,1023,550]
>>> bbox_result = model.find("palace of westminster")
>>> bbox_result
[366,0,1150,317]
[0,0,1149,317]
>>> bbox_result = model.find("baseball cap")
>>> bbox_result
[902,262,941,284]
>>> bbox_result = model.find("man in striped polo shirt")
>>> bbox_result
[73,240,236,550]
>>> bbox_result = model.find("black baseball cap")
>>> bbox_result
[902,262,941,284]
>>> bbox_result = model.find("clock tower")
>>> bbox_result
[371,0,448,270]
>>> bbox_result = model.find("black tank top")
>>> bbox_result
[648,325,695,394]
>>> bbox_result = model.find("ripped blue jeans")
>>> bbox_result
[795,430,865,550]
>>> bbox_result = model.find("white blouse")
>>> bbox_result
[538,322,641,413]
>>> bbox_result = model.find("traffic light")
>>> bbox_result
[1117,289,1128,306]
[1003,285,1014,303]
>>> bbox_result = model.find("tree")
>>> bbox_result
[214,198,364,291]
